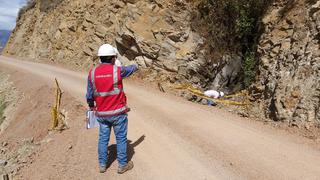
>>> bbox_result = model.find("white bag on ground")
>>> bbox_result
[86,110,99,129]
[204,90,225,99]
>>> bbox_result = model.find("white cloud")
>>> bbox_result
[0,0,27,30]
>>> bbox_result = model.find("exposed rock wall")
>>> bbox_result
[253,0,320,123]
[3,0,242,92]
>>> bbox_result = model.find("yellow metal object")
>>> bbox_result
[49,78,63,130]
[50,107,58,129]
[174,84,250,106]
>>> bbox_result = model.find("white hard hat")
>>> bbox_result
[219,91,225,97]
[98,44,116,56]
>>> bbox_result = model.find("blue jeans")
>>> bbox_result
[97,114,128,168]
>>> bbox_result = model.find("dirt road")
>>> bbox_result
[1,56,320,180]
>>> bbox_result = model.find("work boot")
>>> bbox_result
[99,166,106,173]
[117,161,134,174]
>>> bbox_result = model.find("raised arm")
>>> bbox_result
[120,64,139,78]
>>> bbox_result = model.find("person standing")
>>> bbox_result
[86,44,138,174]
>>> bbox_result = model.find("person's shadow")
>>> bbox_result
[106,135,145,168]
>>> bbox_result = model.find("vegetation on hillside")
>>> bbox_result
[192,0,273,88]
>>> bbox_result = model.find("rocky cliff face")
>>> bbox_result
[253,0,320,124]
[3,0,243,91]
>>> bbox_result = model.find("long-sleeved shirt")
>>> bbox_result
[86,63,138,107]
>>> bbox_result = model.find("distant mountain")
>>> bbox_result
[0,30,11,52]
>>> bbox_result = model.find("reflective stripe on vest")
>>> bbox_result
[91,65,121,97]
[95,106,128,116]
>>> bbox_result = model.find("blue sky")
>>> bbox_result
[0,0,27,30]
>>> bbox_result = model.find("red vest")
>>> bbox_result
[89,64,128,116]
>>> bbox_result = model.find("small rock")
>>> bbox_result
[271,45,280,54]
[24,137,34,144]
[41,138,53,144]
[0,159,7,167]
[305,124,311,131]
[168,31,189,42]
[144,57,153,67]
[201,99,208,105]
[239,111,249,118]
[163,61,178,72]
[196,97,202,103]
[134,56,147,68]
[281,40,291,51]
[291,90,300,98]
[0,148,5,154]
[157,83,165,93]
[185,93,196,101]
[290,122,300,128]
[2,142,8,147]
[68,145,73,150]
[21,159,28,164]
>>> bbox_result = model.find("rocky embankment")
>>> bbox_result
[3,0,243,91]
[0,73,31,177]
[3,0,320,124]
[252,0,320,124]
[0,67,80,178]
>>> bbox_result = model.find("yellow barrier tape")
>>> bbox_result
[174,84,250,106]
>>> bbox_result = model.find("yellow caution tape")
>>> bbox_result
[174,84,251,106]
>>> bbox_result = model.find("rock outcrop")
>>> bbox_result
[253,0,320,123]
[4,0,242,91]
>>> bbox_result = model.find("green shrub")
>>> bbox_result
[192,0,272,88]
[195,0,271,50]
[243,51,256,88]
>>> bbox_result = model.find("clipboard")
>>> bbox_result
[86,110,99,129]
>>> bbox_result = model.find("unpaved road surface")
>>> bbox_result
[1,56,320,180]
